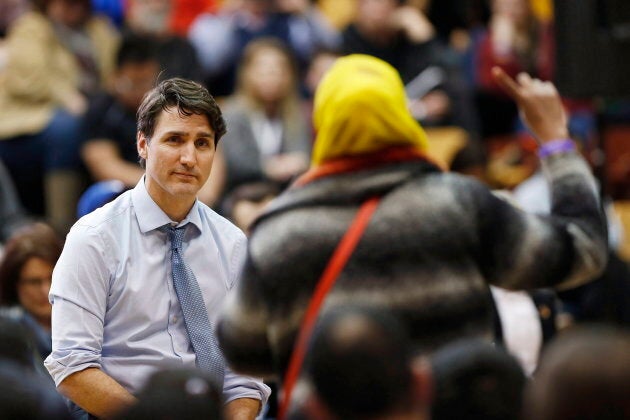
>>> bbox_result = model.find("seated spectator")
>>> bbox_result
[302,306,431,420]
[188,0,338,96]
[0,222,63,362]
[341,0,478,132]
[524,325,630,420]
[115,368,224,420]
[123,0,204,82]
[81,34,160,189]
[268,0,341,69]
[220,38,310,200]
[472,0,557,141]
[188,0,275,96]
[0,0,119,234]
[430,338,526,420]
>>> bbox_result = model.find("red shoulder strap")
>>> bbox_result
[278,196,382,420]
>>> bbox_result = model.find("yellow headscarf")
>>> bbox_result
[311,54,429,166]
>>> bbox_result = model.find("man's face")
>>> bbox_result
[138,107,215,210]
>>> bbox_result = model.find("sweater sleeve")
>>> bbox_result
[476,150,607,291]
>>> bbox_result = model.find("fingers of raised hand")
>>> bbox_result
[491,66,523,101]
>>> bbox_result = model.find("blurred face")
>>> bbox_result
[47,0,91,28]
[356,0,398,35]
[274,0,309,14]
[138,107,215,216]
[16,257,53,326]
[114,61,160,112]
[492,0,530,24]
[244,47,293,104]
[305,52,338,95]
[127,0,171,34]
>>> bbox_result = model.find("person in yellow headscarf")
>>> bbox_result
[312,54,428,164]
[298,54,435,184]
[216,57,607,417]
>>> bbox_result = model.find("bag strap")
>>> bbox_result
[278,196,382,420]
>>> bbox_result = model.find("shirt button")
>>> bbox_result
[172,316,178,323]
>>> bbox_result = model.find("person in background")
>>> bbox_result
[269,0,341,70]
[0,223,63,363]
[300,306,431,420]
[220,38,311,200]
[473,0,553,141]
[123,0,204,82]
[81,34,160,190]
[524,325,630,420]
[188,0,276,97]
[0,0,119,235]
[341,0,478,134]
[430,338,526,420]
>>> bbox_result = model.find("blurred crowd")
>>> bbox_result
[1,0,630,233]
[0,0,629,419]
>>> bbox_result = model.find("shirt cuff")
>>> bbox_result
[223,369,271,407]
[44,352,101,387]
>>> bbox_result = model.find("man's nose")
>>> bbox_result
[180,142,197,166]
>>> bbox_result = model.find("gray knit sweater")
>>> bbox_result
[217,151,607,378]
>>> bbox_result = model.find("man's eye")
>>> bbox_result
[196,139,211,147]
[167,136,181,143]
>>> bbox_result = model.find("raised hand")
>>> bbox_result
[492,67,569,143]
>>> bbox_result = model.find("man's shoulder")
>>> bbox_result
[72,190,134,234]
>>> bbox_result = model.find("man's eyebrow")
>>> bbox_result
[196,131,215,138]
[160,131,214,138]
[162,130,187,137]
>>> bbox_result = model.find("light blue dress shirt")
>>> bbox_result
[44,178,270,405]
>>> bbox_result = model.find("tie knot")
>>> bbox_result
[162,225,186,250]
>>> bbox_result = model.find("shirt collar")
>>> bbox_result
[131,176,203,234]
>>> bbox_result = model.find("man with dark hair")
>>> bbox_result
[304,306,431,420]
[45,78,270,419]
[430,339,526,420]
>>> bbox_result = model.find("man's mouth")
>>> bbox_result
[173,172,196,179]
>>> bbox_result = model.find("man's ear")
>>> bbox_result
[137,132,148,160]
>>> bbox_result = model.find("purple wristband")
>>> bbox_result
[538,139,575,158]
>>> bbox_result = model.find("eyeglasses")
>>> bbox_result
[18,277,52,288]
